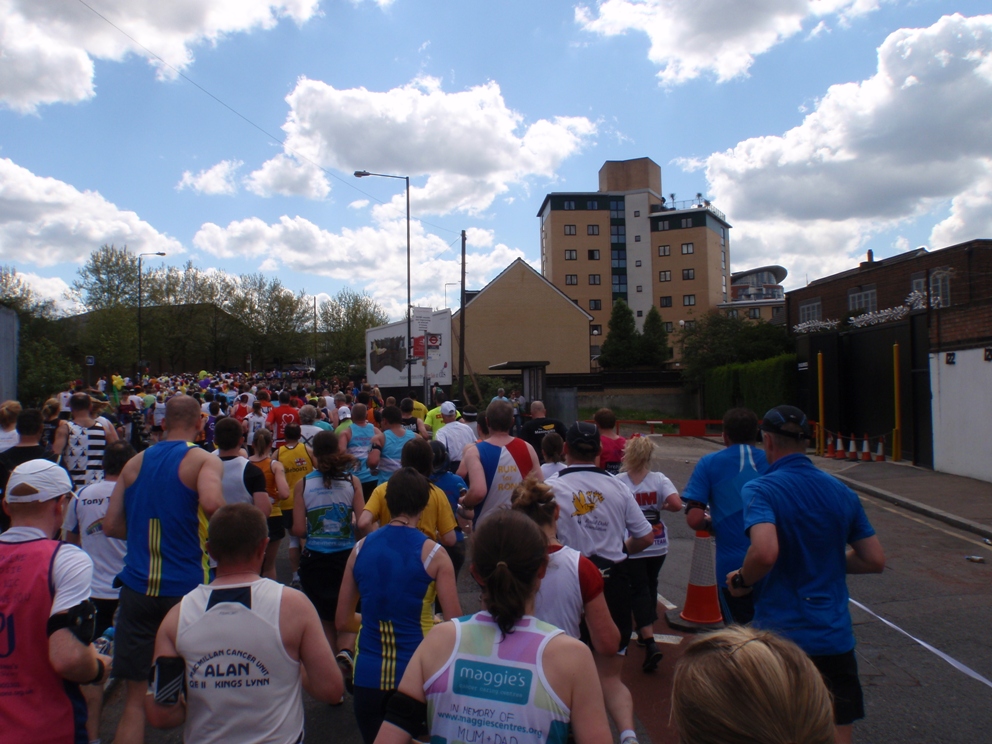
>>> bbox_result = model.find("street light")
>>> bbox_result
[354,170,412,390]
[137,251,166,377]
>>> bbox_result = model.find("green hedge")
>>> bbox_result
[704,353,797,419]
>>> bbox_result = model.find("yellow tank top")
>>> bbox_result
[275,443,313,511]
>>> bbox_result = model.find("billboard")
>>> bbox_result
[366,308,452,388]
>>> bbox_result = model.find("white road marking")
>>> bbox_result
[656,593,677,610]
[629,632,683,645]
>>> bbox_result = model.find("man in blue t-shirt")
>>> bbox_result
[682,407,767,624]
[727,405,885,743]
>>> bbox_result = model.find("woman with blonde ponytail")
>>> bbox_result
[374,509,612,744]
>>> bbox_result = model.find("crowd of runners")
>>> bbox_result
[0,370,884,744]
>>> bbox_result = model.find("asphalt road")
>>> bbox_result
[97,436,992,743]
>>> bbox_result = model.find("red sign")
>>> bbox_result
[412,336,426,358]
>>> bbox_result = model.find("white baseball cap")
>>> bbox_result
[338,406,352,420]
[440,401,457,416]
[5,460,74,503]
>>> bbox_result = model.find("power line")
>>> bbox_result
[73,0,460,236]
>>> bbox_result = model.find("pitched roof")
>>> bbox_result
[452,258,594,321]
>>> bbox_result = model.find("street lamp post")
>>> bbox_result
[354,170,412,390]
[137,251,166,378]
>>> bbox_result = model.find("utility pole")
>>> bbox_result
[313,295,318,375]
[459,229,466,405]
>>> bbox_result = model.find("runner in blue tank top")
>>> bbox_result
[368,405,417,486]
[336,467,461,744]
[340,403,381,502]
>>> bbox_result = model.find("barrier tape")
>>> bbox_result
[850,598,992,690]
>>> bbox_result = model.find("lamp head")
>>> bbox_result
[354,170,370,178]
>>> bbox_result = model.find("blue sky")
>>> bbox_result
[2,1,990,318]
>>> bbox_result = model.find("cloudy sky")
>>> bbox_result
[2,0,990,317]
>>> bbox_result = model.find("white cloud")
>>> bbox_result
[465,228,494,248]
[348,199,370,210]
[244,154,330,199]
[17,271,82,314]
[0,0,320,112]
[699,14,992,283]
[258,257,279,271]
[193,213,526,318]
[0,157,183,266]
[254,75,596,215]
[576,0,882,85]
[177,159,242,195]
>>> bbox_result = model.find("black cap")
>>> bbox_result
[566,421,600,449]
[759,406,810,440]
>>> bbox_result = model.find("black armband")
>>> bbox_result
[683,499,707,514]
[383,690,428,737]
[370,443,383,452]
[47,599,96,643]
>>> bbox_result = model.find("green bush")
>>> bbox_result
[738,354,797,416]
[703,363,740,419]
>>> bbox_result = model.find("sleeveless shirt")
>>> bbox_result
[532,546,584,639]
[120,440,210,597]
[347,422,376,483]
[220,456,253,506]
[275,443,313,512]
[176,579,303,744]
[299,472,356,554]
[376,429,416,485]
[253,457,282,518]
[0,539,87,744]
[63,420,107,489]
[424,612,570,744]
[474,439,532,524]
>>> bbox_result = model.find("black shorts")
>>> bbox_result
[581,555,631,655]
[92,597,119,638]
[809,649,865,725]
[298,549,350,622]
[628,554,666,629]
[282,509,294,530]
[114,584,182,681]
[360,480,377,504]
[268,515,286,541]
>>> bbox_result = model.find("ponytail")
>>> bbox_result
[312,430,356,487]
[510,477,557,528]
[471,511,547,637]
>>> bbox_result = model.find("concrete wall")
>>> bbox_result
[930,346,992,483]
[0,307,17,402]
[578,387,694,418]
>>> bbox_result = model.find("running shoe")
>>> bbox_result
[336,648,354,694]
[642,640,663,673]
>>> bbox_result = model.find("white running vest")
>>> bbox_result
[176,579,304,744]
[220,457,253,506]
[425,612,571,744]
[532,547,584,639]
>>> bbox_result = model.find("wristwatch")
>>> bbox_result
[731,570,750,590]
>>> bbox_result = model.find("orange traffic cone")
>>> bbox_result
[825,434,835,458]
[848,434,858,461]
[666,531,725,632]
[834,434,847,460]
[875,436,886,462]
[861,434,872,461]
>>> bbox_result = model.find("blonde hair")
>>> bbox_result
[0,400,22,429]
[672,626,835,744]
[620,435,655,473]
[510,476,557,527]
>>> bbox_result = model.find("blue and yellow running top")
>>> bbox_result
[353,525,439,690]
[119,440,210,597]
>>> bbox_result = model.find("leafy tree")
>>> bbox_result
[597,299,641,369]
[637,306,670,367]
[71,244,141,310]
[318,288,389,368]
[224,274,310,368]
[17,337,80,406]
[679,311,792,386]
[1,266,56,319]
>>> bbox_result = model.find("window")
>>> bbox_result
[659,296,672,308]
[611,248,626,268]
[587,224,600,236]
[721,250,726,270]
[681,217,692,228]
[588,249,600,260]
[564,250,577,260]
[590,345,601,356]
[658,245,670,257]
[659,270,671,282]
[798,299,821,323]
[609,200,625,219]
[634,235,641,242]
[773,306,782,316]
[611,225,626,244]
[634,260,642,267]
[682,268,695,280]
[586,200,598,210]
[636,310,643,317]
[589,274,601,285]
[565,274,577,285]
[657,220,669,231]
[848,286,877,313]
[683,295,696,306]
[681,243,694,255]
[636,285,643,293]
[590,325,602,335]
[564,224,576,235]
[612,274,627,294]
[634,210,640,217]
[930,272,951,307]
[911,276,926,294]
[726,309,738,318]
[663,322,674,333]
[589,299,602,311]
[563,200,575,210]
[748,308,761,319]
[684,320,696,330]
